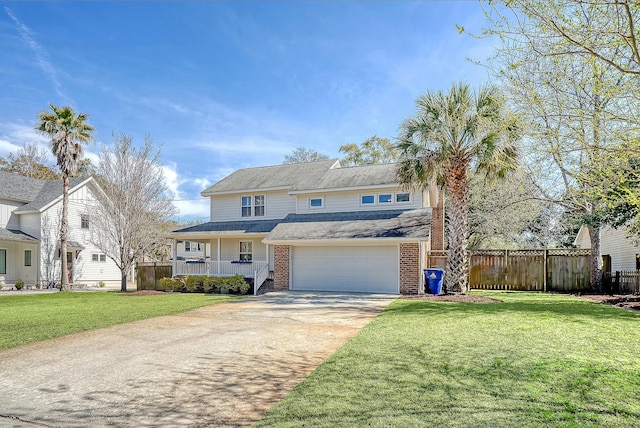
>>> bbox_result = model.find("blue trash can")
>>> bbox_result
[424,268,445,294]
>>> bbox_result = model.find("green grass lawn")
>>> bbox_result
[257,292,640,428]
[0,291,242,351]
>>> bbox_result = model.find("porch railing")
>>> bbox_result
[175,260,268,277]
[253,263,270,296]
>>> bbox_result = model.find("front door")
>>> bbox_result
[67,252,73,284]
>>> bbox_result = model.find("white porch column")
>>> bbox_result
[217,238,221,275]
[172,239,177,277]
[265,243,270,266]
[202,242,208,274]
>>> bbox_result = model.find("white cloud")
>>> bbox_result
[162,162,210,219]
[0,122,49,157]
[4,7,68,103]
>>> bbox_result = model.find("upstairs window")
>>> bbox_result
[378,194,392,204]
[396,193,410,203]
[241,196,252,217]
[309,197,324,208]
[254,195,265,216]
[361,195,375,205]
[241,195,265,217]
[81,214,90,229]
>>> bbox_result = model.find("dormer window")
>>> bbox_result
[241,195,265,217]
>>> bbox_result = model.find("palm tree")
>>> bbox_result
[397,82,519,293]
[35,104,95,290]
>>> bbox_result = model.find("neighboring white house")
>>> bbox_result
[0,171,121,288]
[575,225,639,273]
[176,240,210,260]
[167,160,443,294]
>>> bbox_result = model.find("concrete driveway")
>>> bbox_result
[0,291,394,427]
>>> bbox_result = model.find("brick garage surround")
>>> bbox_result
[273,245,290,290]
[399,243,420,294]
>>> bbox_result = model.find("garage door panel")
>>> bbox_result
[291,246,398,294]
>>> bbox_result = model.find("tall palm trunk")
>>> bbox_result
[444,161,471,293]
[587,224,603,292]
[60,175,70,291]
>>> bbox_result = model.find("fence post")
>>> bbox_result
[543,249,548,293]
[615,271,620,293]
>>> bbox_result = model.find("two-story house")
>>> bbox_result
[167,160,443,294]
[0,171,121,288]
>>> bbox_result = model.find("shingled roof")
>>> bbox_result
[0,171,47,203]
[13,177,89,213]
[200,160,400,195]
[265,208,431,242]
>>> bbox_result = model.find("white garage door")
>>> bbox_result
[291,246,398,294]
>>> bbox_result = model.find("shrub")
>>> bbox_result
[158,275,250,294]
[14,279,24,290]
[98,281,106,288]
[227,275,250,294]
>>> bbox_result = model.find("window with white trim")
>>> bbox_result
[378,194,392,204]
[0,249,5,274]
[81,214,89,229]
[239,241,253,261]
[309,197,324,208]
[24,250,32,267]
[185,241,202,252]
[241,195,265,217]
[92,254,107,262]
[396,193,410,203]
[361,195,375,205]
[241,196,252,217]
[254,195,265,216]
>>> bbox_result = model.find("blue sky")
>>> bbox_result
[0,1,493,221]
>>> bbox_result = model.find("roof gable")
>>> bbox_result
[13,176,92,213]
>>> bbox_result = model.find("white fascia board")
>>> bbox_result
[201,186,291,197]
[288,183,398,195]
[262,237,423,246]
[165,232,269,240]
[38,176,94,213]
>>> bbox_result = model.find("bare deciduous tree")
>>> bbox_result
[91,133,177,292]
[283,147,330,164]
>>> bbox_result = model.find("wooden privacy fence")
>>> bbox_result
[136,262,172,290]
[468,249,591,292]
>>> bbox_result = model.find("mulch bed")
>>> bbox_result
[400,294,502,303]
[577,294,640,311]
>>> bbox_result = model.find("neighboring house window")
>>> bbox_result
[81,214,90,229]
[396,193,410,203]
[185,241,203,252]
[241,196,252,217]
[24,250,32,267]
[185,242,202,252]
[92,254,107,262]
[378,194,392,204]
[239,241,253,261]
[309,197,324,208]
[361,195,375,205]
[0,249,6,274]
[254,195,265,216]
